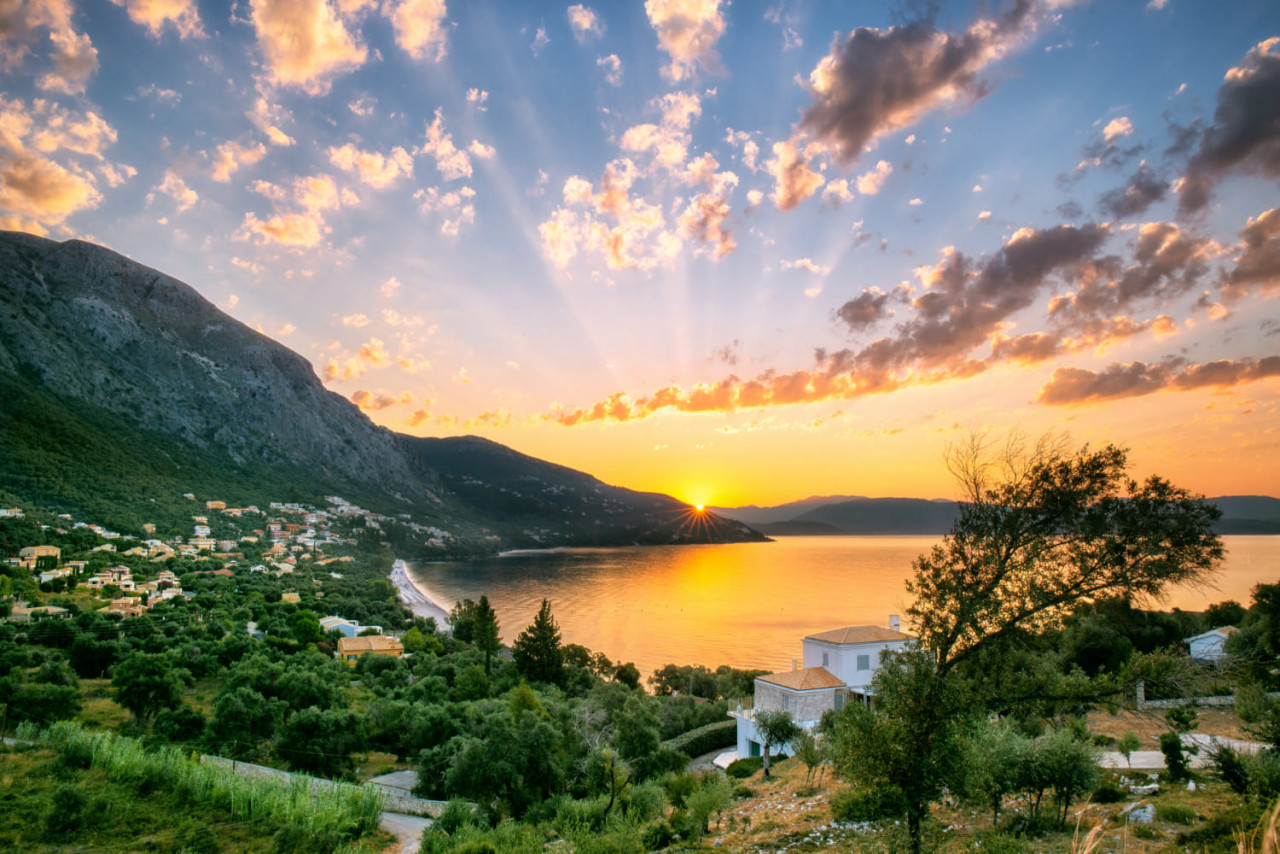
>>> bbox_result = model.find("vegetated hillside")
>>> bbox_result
[0,231,764,551]
[1208,495,1280,534]
[708,494,864,525]
[731,494,1279,536]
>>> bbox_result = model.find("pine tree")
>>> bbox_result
[512,599,564,685]
[474,595,501,674]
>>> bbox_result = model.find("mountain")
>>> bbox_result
[707,495,865,525]
[0,231,765,552]
[726,494,1280,536]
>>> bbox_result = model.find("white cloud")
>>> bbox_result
[416,107,472,180]
[531,26,550,55]
[150,170,197,211]
[645,0,726,82]
[1103,116,1134,142]
[327,142,413,188]
[597,54,623,86]
[249,0,366,94]
[567,5,604,42]
[782,257,830,275]
[386,0,449,61]
[109,0,204,39]
[466,88,488,109]
[211,139,267,183]
[855,159,892,195]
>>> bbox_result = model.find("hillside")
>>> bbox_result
[720,494,1278,535]
[0,231,764,552]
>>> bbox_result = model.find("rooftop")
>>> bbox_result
[337,635,403,654]
[758,666,845,691]
[805,625,913,644]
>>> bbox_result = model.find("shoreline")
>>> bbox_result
[390,559,452,629]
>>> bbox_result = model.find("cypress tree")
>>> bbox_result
[512,598,564,685]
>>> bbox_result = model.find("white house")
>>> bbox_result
[319,615,382,638]
[727,617,913,763]
[1185,626,1238,662]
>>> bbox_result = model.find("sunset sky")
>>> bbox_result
[3,0,1279,507]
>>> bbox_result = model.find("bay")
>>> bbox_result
[406,535,1279,679]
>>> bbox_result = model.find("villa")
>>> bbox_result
[726,617,913,764]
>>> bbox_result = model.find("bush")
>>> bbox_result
[1092,781,1126,804]
[733,784,757,799]
[725,757,763,778]
[830,787,901,823]
[45,784,86,835]
[1236,685,1269,724]
[626,781,669,822]
[436,798,482,835]
[1156,803,1197,824]
[1208,742,1250,795]
[1177,803,1264,853]
[662,772,701,808]
[662,719,736,757]
[640,819,675,851]
[1247,750,1280,800]
[1159,732,1193,782]
[973,829,1025,854]
[1132,825,1160,840]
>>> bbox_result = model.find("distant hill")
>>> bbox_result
[719,494,1279,536]
[0,231,766,552]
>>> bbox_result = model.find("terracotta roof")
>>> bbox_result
[337,635,402,654]
[805,625,912,644]
[758,666,845,691]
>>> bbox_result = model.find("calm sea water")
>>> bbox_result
[407,536,1279,679]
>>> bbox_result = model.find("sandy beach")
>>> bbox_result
[390,559,452,628]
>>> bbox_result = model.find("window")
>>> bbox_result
[856,654,870,670]
[783,696,790,711]
[822,652,829,667]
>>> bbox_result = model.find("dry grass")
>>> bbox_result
[1088,707,1250,748]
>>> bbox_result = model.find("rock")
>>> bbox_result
[1130,783,1160,795]
[1129,805,1156,824]
[1187,781,1197,792]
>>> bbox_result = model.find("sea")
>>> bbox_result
[405,535,1280,679]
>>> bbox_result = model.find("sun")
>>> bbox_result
[695,504,705,511]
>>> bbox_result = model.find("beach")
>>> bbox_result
[390,560,452,628]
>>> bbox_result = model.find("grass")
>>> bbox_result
[21,721,385,854]
[77,678,130,729]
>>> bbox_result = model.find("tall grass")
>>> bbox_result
[1239,798,1280,854]
[36,721,382,852]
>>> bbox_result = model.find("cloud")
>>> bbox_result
[822,179,854,205]
[855,159,892,195]
[348,97,376,116]
[531,25,549,55]
[247,97,295,146]
[765,138,824,210]
[211,139,267,183]
[1179,38,1280,215]
[322,337,393,381]
[414,185,475,235]
[645,0,726,82]
[0,150,102,225]
[238,173,343,247]
[620,91,702,172]
[679,192,736,258]
[417,107,472,180]
[1102,116,1133,142]
[567,4,604,42]
[834,286,901,332]
[466,88,488,109]
[597,53,623,86]
[249,0,366,94]
[381,276,402,296]
[109,0,204,39]
[0,0,98,94]
[782,257,830,275]
[351,389,413,410]
[41,29,100,95]
[341,313,369,326]
[908,197,923,206]
[798,1,1047,163]
[467,140,495,159]
[1097,161,1168,219]
[1222,206,1280,301]
[978,210,993,222]
[1037,356,1280,405]
[150,170,197,211]
[386,0,448,60]
[327,142,413,188]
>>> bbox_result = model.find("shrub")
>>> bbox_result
[1177,803,1264,853]
[625,781,669,822]
[733,784,758,799]
[662,771,701,808]
[45,784,86,835]
[1159,732,1193,782]
[1157,803,1197,824]
[1132,825,1160,840]
[1236,685,1268,724]
[436,798,482,835]
[1209,742,1250,795]
[1247,750,1280,800]
[1092,781,1126,804]
[830,787,901,823]
[662,719,736,757]
[640,819,675,851]
[973,829,1026,854]
[725,757,763,778]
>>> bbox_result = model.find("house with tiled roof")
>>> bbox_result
[336,635,403,665]
[726,616,913,764]
[1185,626,1238,662]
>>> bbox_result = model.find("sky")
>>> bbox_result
[3,0,1280,508]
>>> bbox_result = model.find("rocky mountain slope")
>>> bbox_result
[0,231,765,552]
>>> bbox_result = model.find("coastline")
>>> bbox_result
[390,559,452,629]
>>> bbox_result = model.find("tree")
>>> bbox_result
[830,434,1223,854]
[449,598,481,643]
[473,595,501,675]
[1117,731,1141,769]
[512,599,564,685]
[111,652,188,724]
[753,709,801,779]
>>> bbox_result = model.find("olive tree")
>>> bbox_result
[829,434,1222,854]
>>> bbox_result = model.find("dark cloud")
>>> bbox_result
[989,332,1062,364]
[1179,38,1280,215]
[1222,206,1280,300]
[834,286,899,332]
[1049,222,1211,321]
[1037,355,1280,405]
[1164,119,1204,158]
[1057,200,1083,219]
[1098,162,1170,219]
[799,0,1039,162]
